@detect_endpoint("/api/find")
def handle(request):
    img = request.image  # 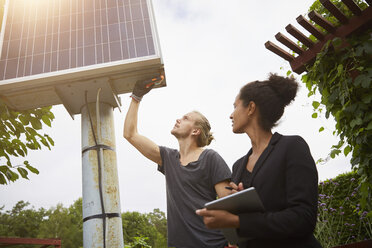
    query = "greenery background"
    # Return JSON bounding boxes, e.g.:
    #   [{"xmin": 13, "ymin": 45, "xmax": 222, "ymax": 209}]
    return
[
  {"xmin": 1, "ymin": 171, "xmax": 370, "ymax": 248},
  {"xmin": 0, "ymin": 200, "xmax": 167, "ymax": 248}
]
